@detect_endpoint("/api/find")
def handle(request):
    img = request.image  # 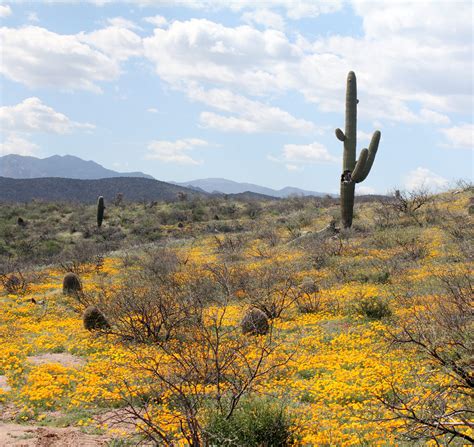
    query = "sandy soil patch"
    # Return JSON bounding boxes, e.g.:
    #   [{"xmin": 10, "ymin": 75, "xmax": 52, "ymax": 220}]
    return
[
  {"xmin": 27, "ymin": 353, "xmax": 86, "ymax": 369},
  {"xmin": 0, "ymin": 423, "xmax": 109, "ymax": 446}
]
